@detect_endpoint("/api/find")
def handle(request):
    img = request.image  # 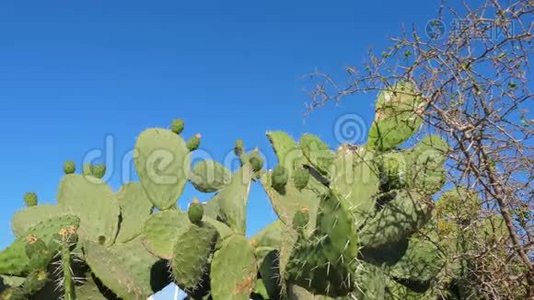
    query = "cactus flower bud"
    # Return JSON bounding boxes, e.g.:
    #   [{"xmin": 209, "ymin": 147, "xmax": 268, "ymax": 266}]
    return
[
  {"xmin": 170, "ymin": 119, "xmax": 185, "ymax": 135},
  {"xmin": 23, "ymin": 192, "xmax": 38, "ymax": 207},
  {"xmin": 63, "ymin": 160, "xmax": 76, "ymax": 175}
]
